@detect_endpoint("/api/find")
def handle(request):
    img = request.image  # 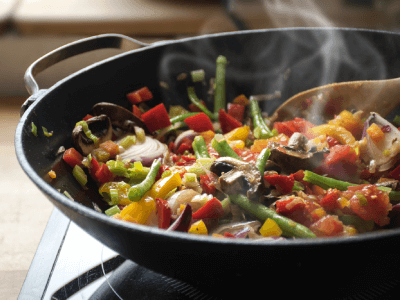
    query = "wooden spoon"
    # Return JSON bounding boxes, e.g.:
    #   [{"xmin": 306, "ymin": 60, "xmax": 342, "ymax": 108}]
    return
[{"xmin": 272, "ymin": 77, "xmax": 400, "ymax": 124}]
